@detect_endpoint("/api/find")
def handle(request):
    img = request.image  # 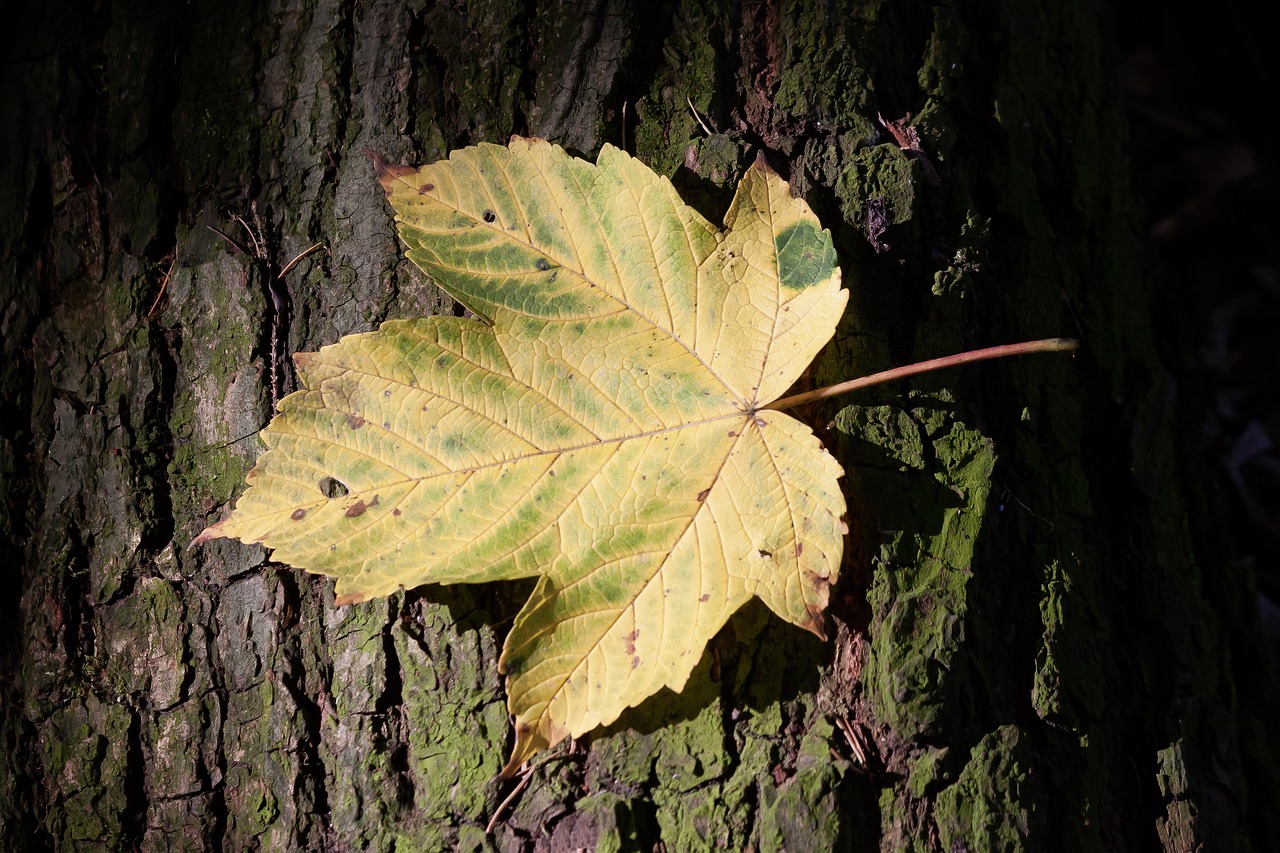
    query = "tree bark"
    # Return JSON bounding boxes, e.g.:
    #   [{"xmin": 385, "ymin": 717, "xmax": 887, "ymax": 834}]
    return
[{"xmin": 2, "ymin": 1, "xmax": 1275, "ymax": 850}]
